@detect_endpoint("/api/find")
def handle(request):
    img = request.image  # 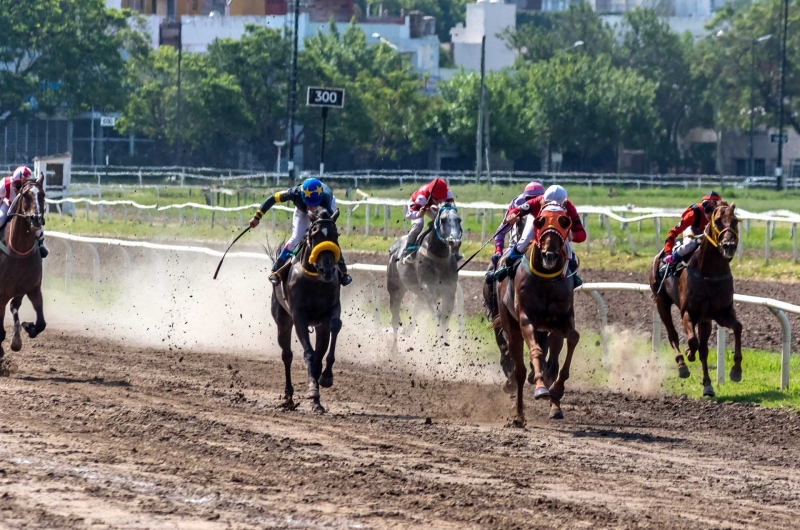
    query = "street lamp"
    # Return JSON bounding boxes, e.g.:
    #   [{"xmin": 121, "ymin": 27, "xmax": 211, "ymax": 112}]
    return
[
  {"xmin": 561, "ymin": 40, "xmax": 584, "ymax": 53},
  {"xmin": 372, "ymin": 33, "xmax": 399, "ymax": 51},
  {"xmin": 716, "ymin": 30, "xmax": 772, "ymax": 178}
]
